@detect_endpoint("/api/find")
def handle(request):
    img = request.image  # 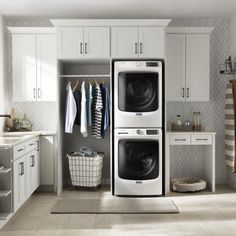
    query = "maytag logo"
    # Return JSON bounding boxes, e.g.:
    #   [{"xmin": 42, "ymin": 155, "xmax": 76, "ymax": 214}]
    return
[
  {"xmin": 136, "ymin": 112, "xmax": 142, "ymax": 116},
  {"xmin": 136, "ymin": 181, "xmax": 142, "ymax": 184}
]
